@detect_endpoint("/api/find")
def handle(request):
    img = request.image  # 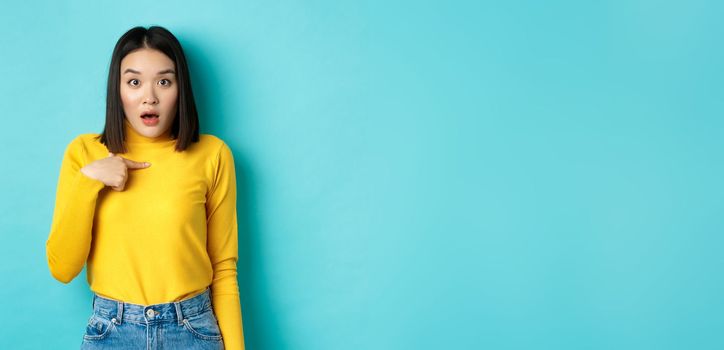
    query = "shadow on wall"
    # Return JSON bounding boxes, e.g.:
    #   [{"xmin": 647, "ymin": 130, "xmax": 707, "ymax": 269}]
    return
[{"xmin": 183, "ymin": 33, "xmax": 279, "ymax": 350}]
